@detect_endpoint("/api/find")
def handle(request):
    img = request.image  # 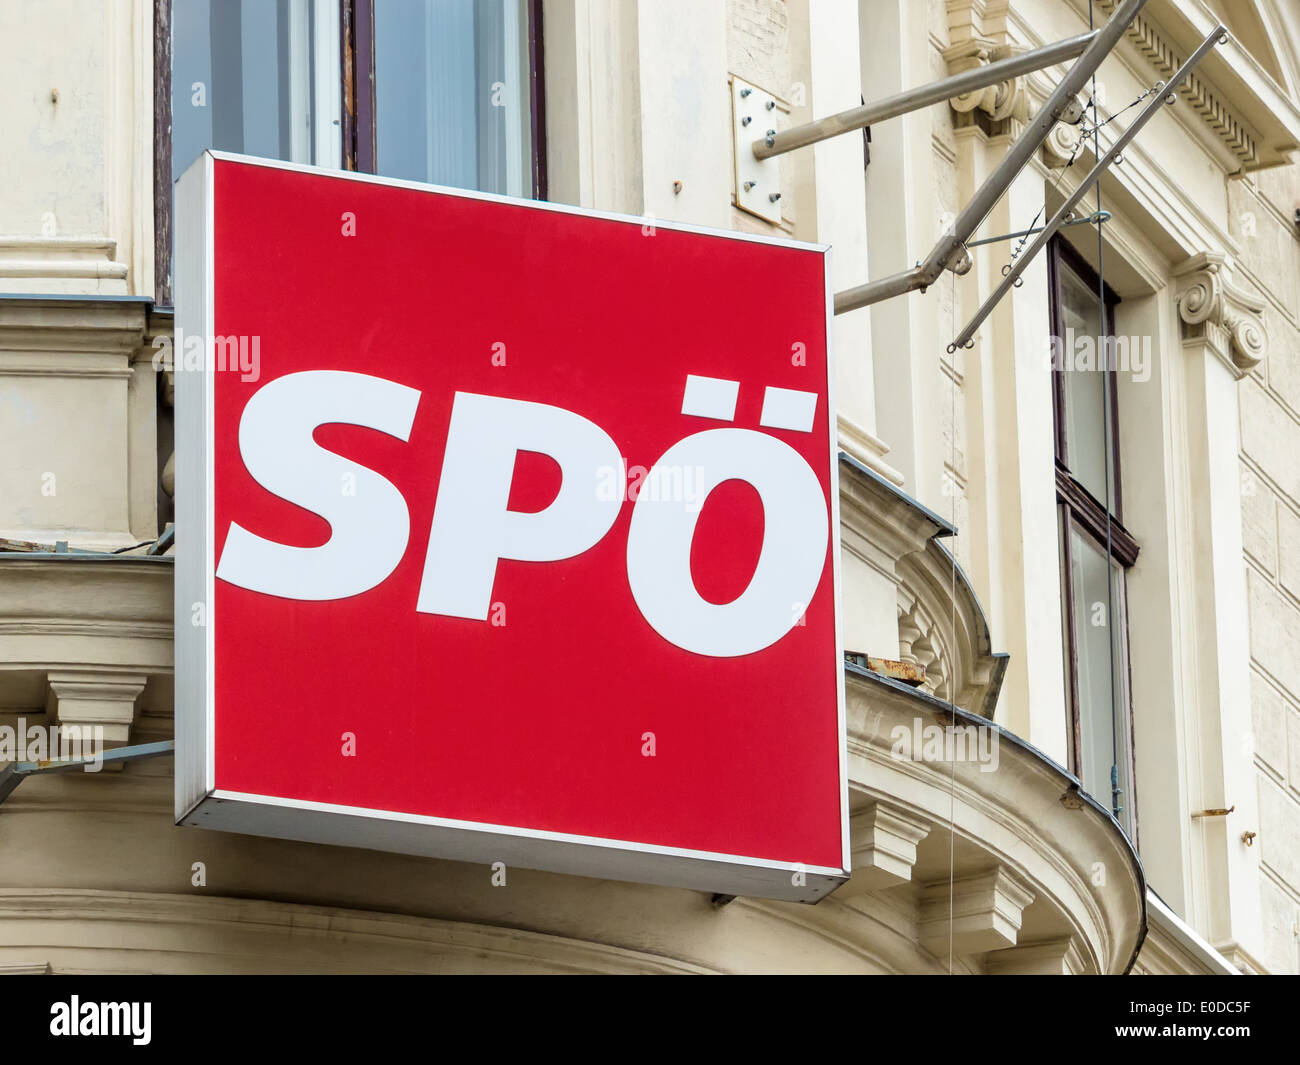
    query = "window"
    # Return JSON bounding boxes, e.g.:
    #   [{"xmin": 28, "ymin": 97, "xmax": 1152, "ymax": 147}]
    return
[
  {"xmin": 1049, "ymin": 238, "xmax": 1139, "ymax": 833},
  {"xmin": 158, "ymin": 0, "xmax": 544, "ymax": 302},
  {"xmin": 372, "ymin": 0, "xmax": 533, "ymax": 197},
  {"xmin": 172, "ymin": 0, "xmax": 344, "ymax": 182}
]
